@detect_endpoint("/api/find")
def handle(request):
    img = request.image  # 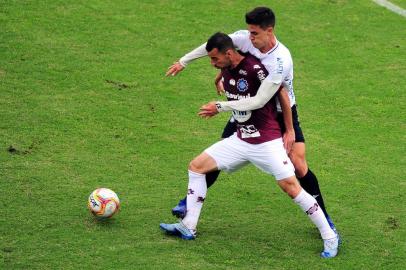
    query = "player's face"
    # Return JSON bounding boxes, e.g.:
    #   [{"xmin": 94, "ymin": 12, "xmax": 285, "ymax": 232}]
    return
[
  {"xmin": 247, "ymin": 24, "xmax": 273, "ymax": 51},
  {"xmin": 208, "ymin": 48, "xmax": 231, "ymax": 69}
]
